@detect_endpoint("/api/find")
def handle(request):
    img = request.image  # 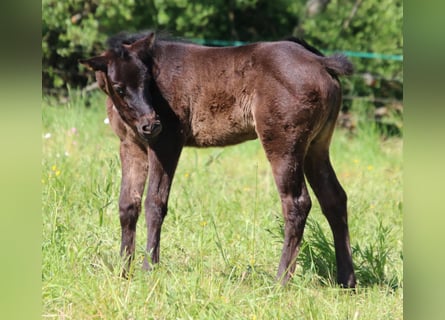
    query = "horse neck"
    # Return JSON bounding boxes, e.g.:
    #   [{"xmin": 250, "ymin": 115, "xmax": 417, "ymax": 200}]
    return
[
  {"xmin": 151, "ymin": 41, "xmax": 190, "ymax": 96},
  {"xmin": 152, "ymin": 40, "xmax": 188, "ymax": 67}
]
